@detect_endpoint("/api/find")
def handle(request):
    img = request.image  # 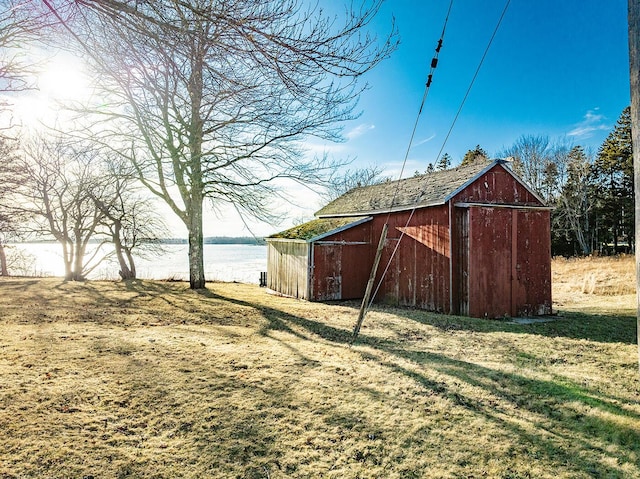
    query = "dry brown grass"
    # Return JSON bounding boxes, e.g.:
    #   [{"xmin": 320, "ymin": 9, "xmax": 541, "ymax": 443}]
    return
[
  {"xmin": 552, "ymin": 254, "xmax": 636, "ymax": 315},
  {"xmin": 0, "ymin": 263, "xmax": 638, "ymax": 478},
  {"xmin": 553, "ymin": 254, "xmax": 635, "ymax": 295}
]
